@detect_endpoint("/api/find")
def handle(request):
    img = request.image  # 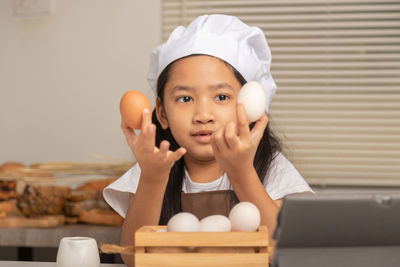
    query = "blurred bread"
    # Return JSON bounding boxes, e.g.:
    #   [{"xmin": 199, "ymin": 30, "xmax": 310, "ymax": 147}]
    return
[
  {"xmin": 73, "ymin": 178, "xmax": 116, "ymax": 202},
  {"xmin": 79, "ymin": 209, "xmax": 123, "ymax": 226},
  {"xmin": 0, "ymin": 161, "xmax": 53, "ymax": 179},
  {"xmin": 0, "ymin": 191, "xmax": 18, "ymax": 201},
  {"xmin": 0, "ymin": 162, "xmax": 25, "ymax": 178},
  {"xmin": 0, "ymin": 200, "xmax": 23, "ymax": 217},
  {"xmin": 65, "ymin": 216, "xmax": 79, "ymax": 224},
  {"xmin": 76, "ymin": 178, "xmax": 116, "ymax": 192},
  {"xmin": 18, "ymin": 185, "xmax": 71, "ymax": 217},
  {"xmin": 0, "ymin": 200, "xmax": 15, "ymax": 213},
  {"xmin": 64, "ymin": 199, "xmax": 109, "ymax": 216},
  {"xmin": 0, "ymin": 180, "xmax": 18, "ymax": 200},
  {"xmin": 67, "ymin": 189, "xmax": 99, "ymax": 202},
  {"xmin": 23, "ymin": 163, "xmax": 54, "ymax": 178}
]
